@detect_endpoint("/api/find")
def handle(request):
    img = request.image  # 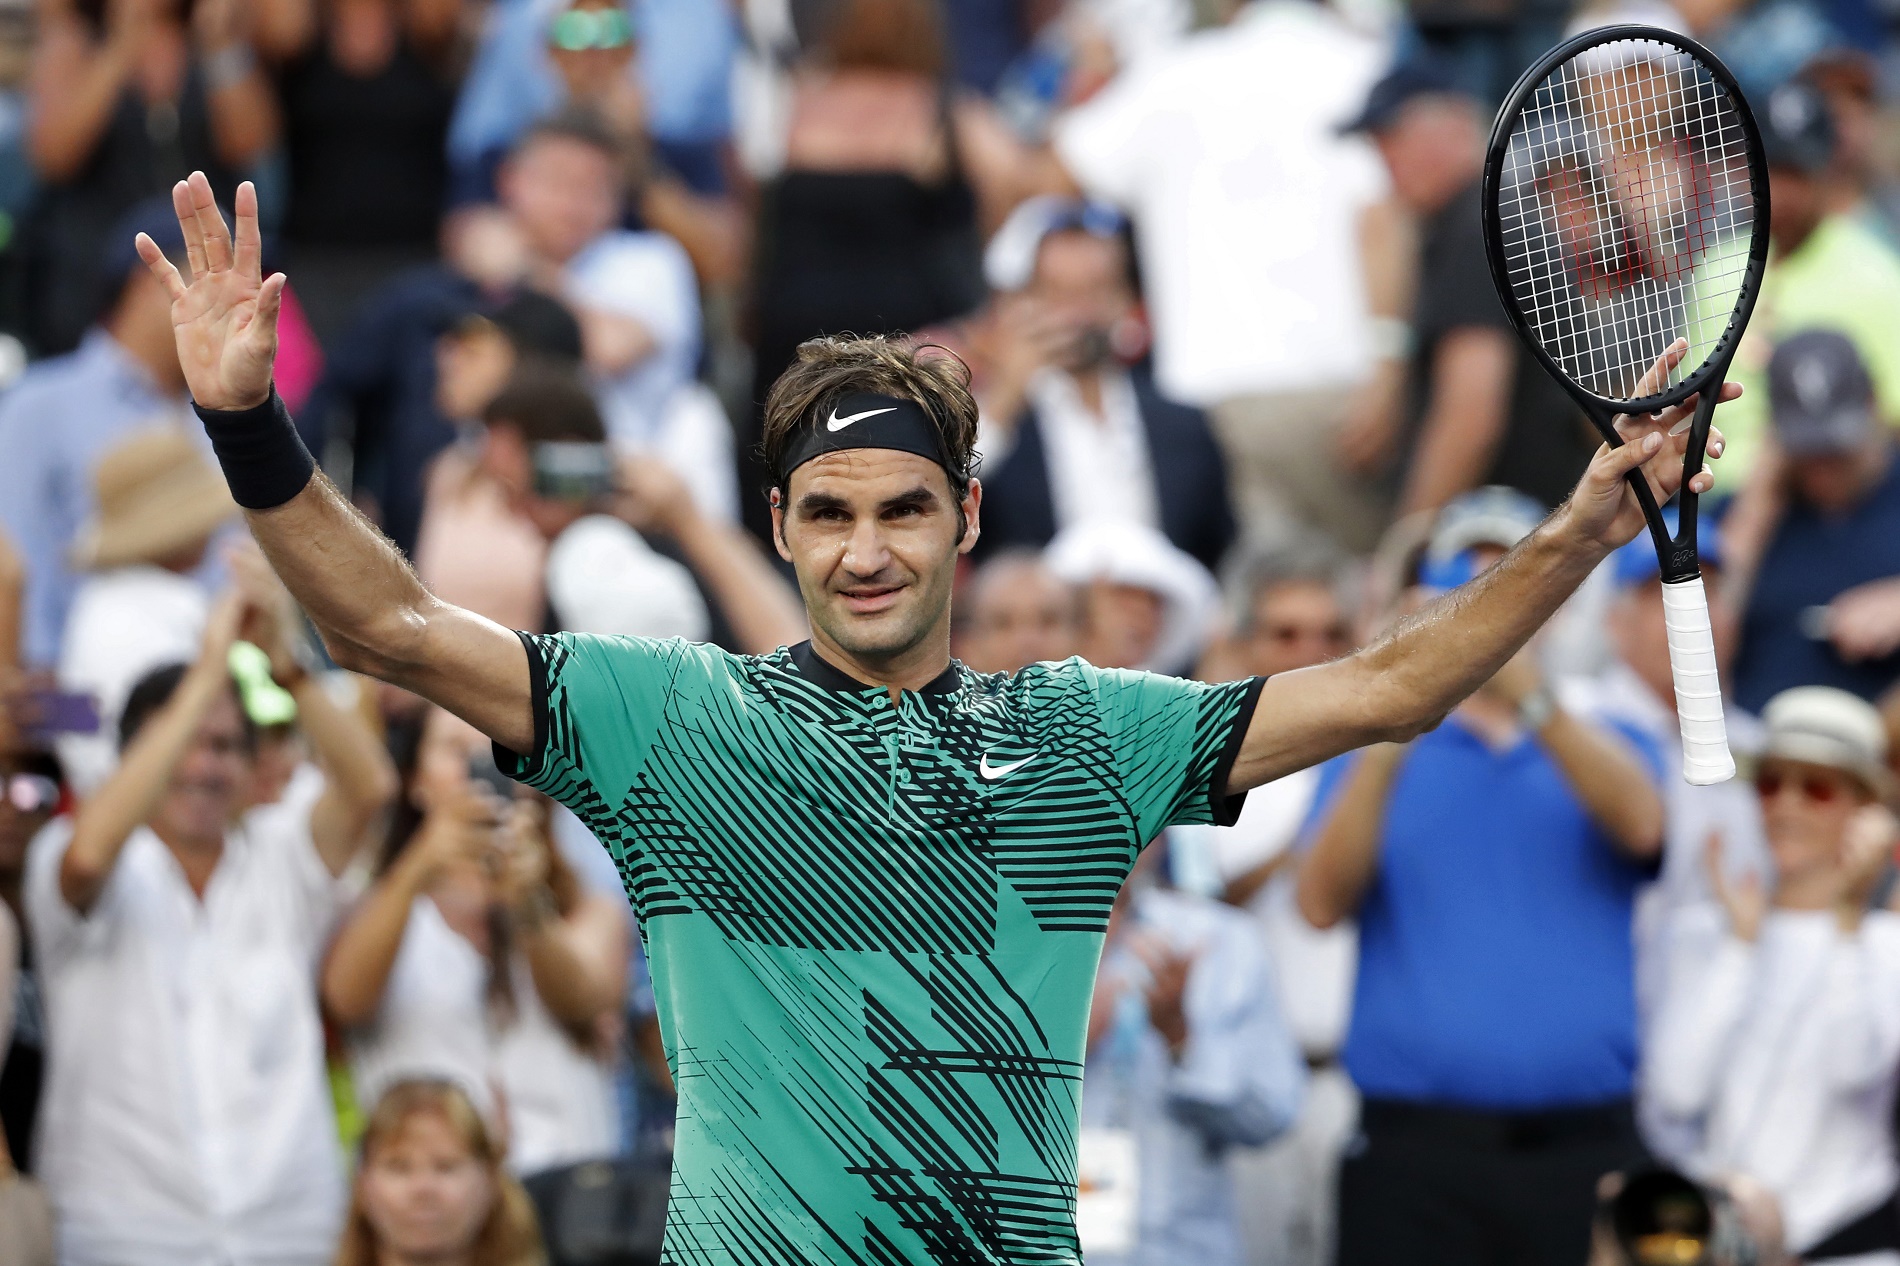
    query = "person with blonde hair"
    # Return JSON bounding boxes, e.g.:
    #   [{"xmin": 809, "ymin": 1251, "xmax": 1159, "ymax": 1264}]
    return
[{"xmin": 336, "ymin": 1079, "xmax": 545, "ymax": 1266}]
